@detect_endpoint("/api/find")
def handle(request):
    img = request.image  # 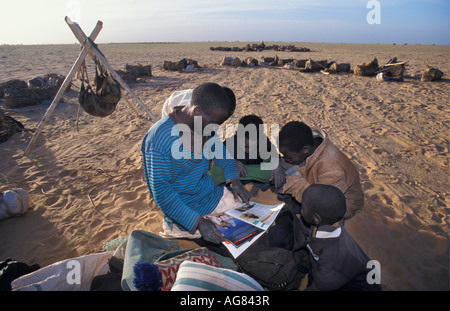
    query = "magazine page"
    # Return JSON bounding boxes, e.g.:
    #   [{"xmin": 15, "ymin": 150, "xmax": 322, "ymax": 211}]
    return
[
  {"xmin": 225, "ymin": 201, "xmax": 285, "ymax": 229},
  {"xmin": 223, "ymin": 230, "xmax": 266, "ymax": 258}
]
